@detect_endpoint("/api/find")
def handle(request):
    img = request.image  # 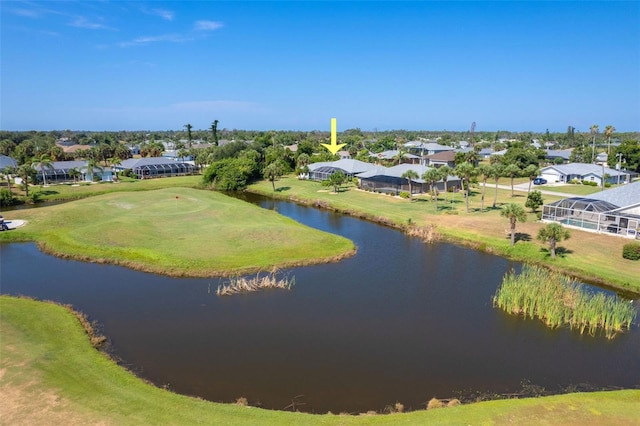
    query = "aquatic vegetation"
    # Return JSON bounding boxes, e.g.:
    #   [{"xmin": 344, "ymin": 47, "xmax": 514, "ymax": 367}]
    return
[
  {"xmin": 493, "ymin": 266, "xmax": 637, "ymax": 339},
  {"xmin": 216, "ymin": 268, "xmax": 295, "ymax": 296}
]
